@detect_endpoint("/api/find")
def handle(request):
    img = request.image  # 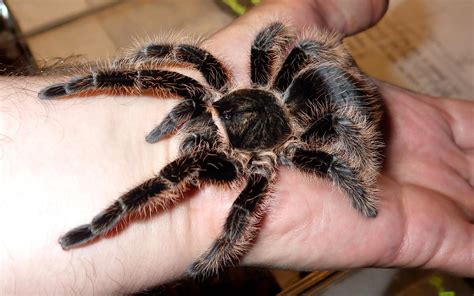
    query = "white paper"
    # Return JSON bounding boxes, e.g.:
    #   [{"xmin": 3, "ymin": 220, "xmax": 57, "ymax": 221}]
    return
[{"xmin": 345, "ymin": 0, "xmax": 474, "ymax": 100}]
